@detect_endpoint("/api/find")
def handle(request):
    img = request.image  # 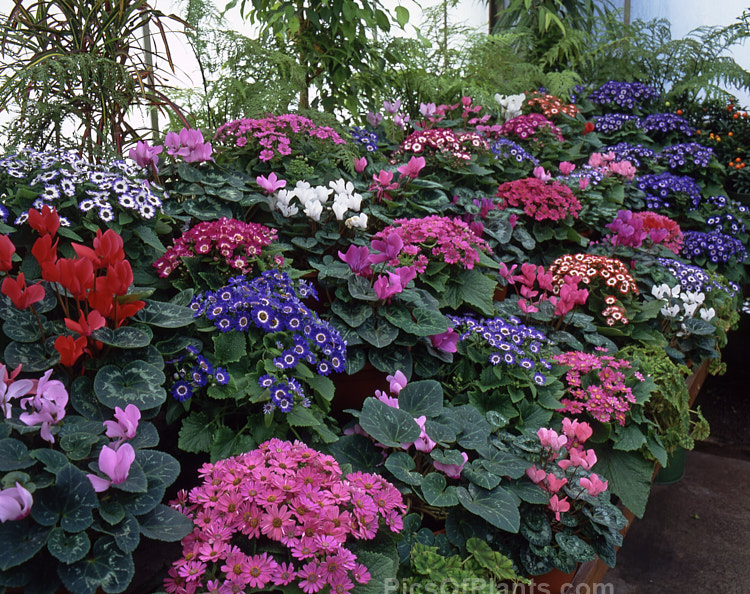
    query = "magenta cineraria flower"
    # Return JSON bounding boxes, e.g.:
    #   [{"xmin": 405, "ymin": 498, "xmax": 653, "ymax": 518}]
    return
[
  {"xmin": 0, "ymin": 482, "xmax": 33, "ymax": 522},
  {"xmin": 166, "ymin": 439, "xmax": 405, "ymax": 593}
]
